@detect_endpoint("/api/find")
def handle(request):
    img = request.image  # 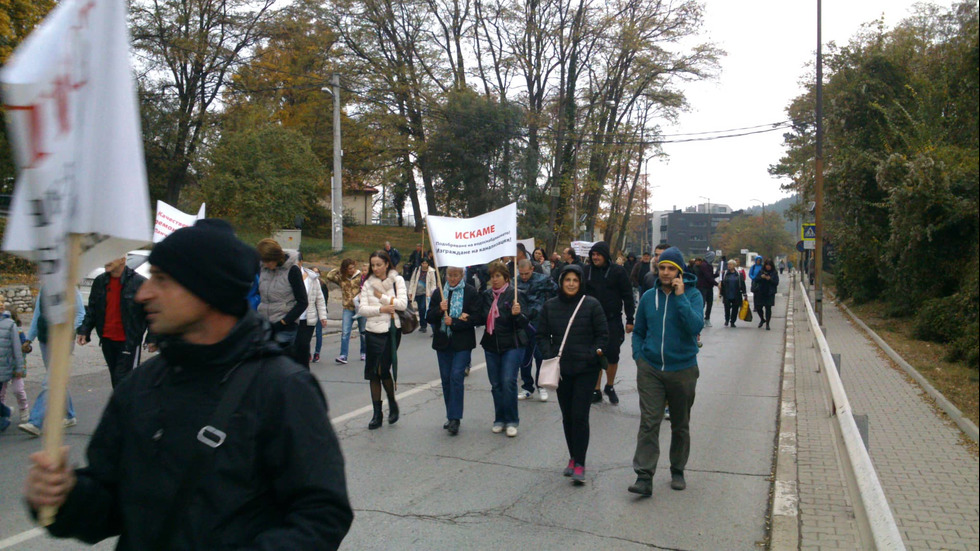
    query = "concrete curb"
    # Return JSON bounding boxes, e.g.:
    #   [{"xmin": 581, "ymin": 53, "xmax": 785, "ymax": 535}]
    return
[
  {"xmin": 834, "ymin": 299, "xmax": 979, "ymax": 444},
  {"xmin": 770, "ymin": 277, "xmax": 800, "ymax": 550}
]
